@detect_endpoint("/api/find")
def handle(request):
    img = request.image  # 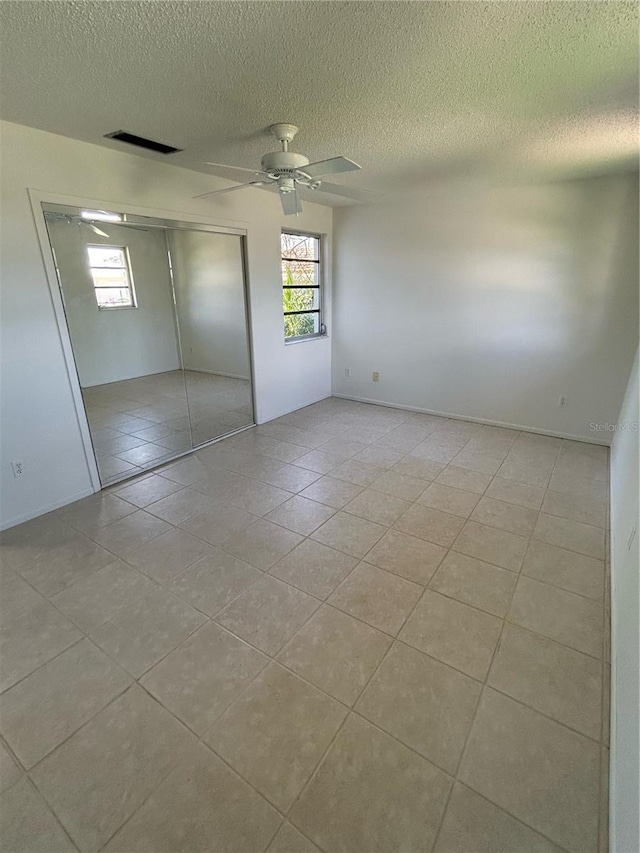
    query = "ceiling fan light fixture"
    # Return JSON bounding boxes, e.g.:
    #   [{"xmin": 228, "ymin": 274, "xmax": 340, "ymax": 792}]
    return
[{"xmin": 278, "ymin": 176, "xmax": 296, "ymax": 193}]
